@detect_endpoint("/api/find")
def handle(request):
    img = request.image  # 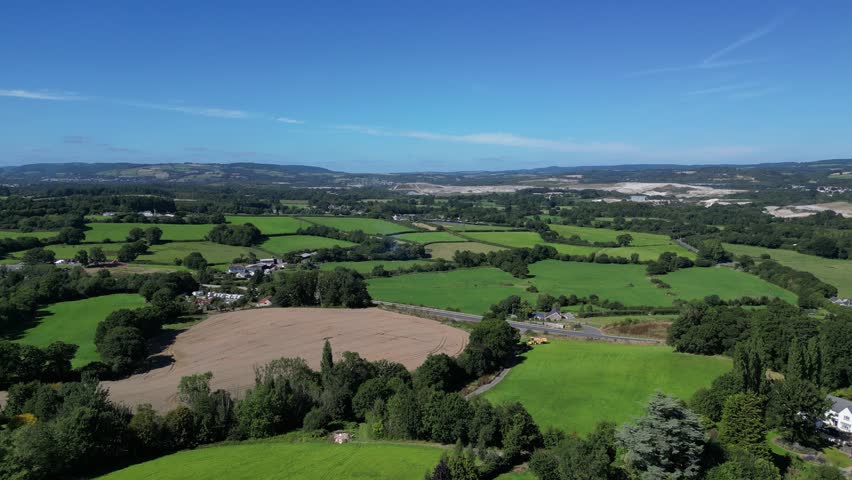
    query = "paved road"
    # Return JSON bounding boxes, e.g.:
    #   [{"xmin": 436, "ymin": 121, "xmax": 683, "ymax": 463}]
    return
[{"xmin": 375, "ymin": 301, "xmax": 660, "ymax": 344}]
